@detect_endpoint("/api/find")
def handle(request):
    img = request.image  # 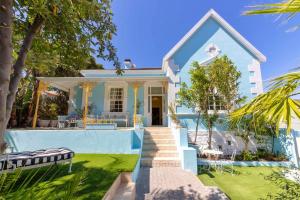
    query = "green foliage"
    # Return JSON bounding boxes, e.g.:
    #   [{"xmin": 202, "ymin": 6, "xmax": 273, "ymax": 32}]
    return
[
  {"xmin": 0, "ymin": 166, "xmax": 85, "ymax": 200},
  {"xmin": 229, "ymin": 114, "xmax": 276, "ymax": 152},
  {"xmin": 245, "ymin": 0, "xmax": 300, "ymax": 31},
  {"xmin": 168, "ymin": 103, "xmax": 181, "ymax": 127},
  {"xmin": 231, "ymin": 72, "xmax": 300, "ymax": 134},
  {"xmin": 264, "ymin": 171, "xmax": 300, "ymax": 200},
  {"xmin": 235, "ymin": 150, "xmax": 258, "ymax": 161},
  {"xmin": 177, "ymin": 55, "xmax": 241, "ymax": 147},
  {"xmin": 38, "ymin": 91, "xmax": 68, "ymax": 120},
  {"xmin": 14, "ymin": 0, "xmax": 120, "ymax": 73},
  {"xmin": 209, "ymin": 56, "xmax": 242, "ymax": 111}
]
